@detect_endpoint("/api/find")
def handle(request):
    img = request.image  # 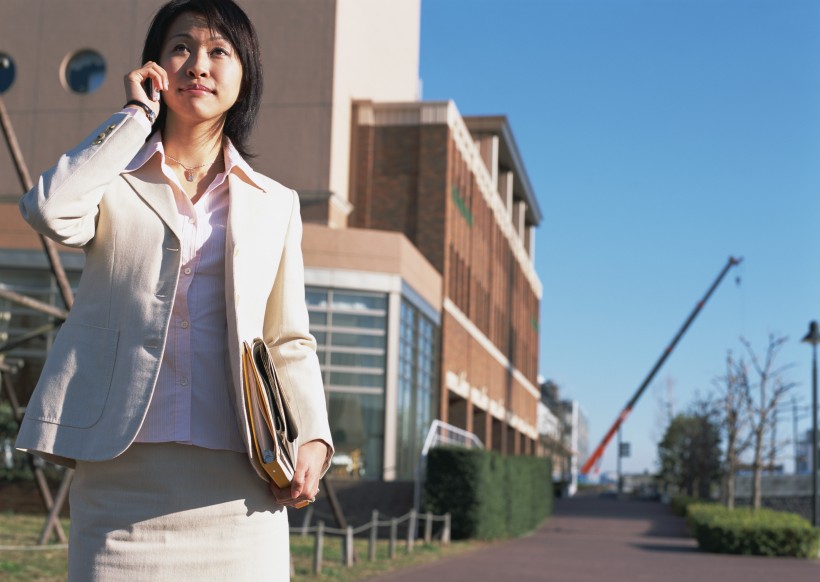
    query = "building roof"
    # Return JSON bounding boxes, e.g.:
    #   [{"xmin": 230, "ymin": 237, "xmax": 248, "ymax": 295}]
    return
[{"xmin": 463, "ymin": 115, "xmax": 542, "ymax": 226}]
